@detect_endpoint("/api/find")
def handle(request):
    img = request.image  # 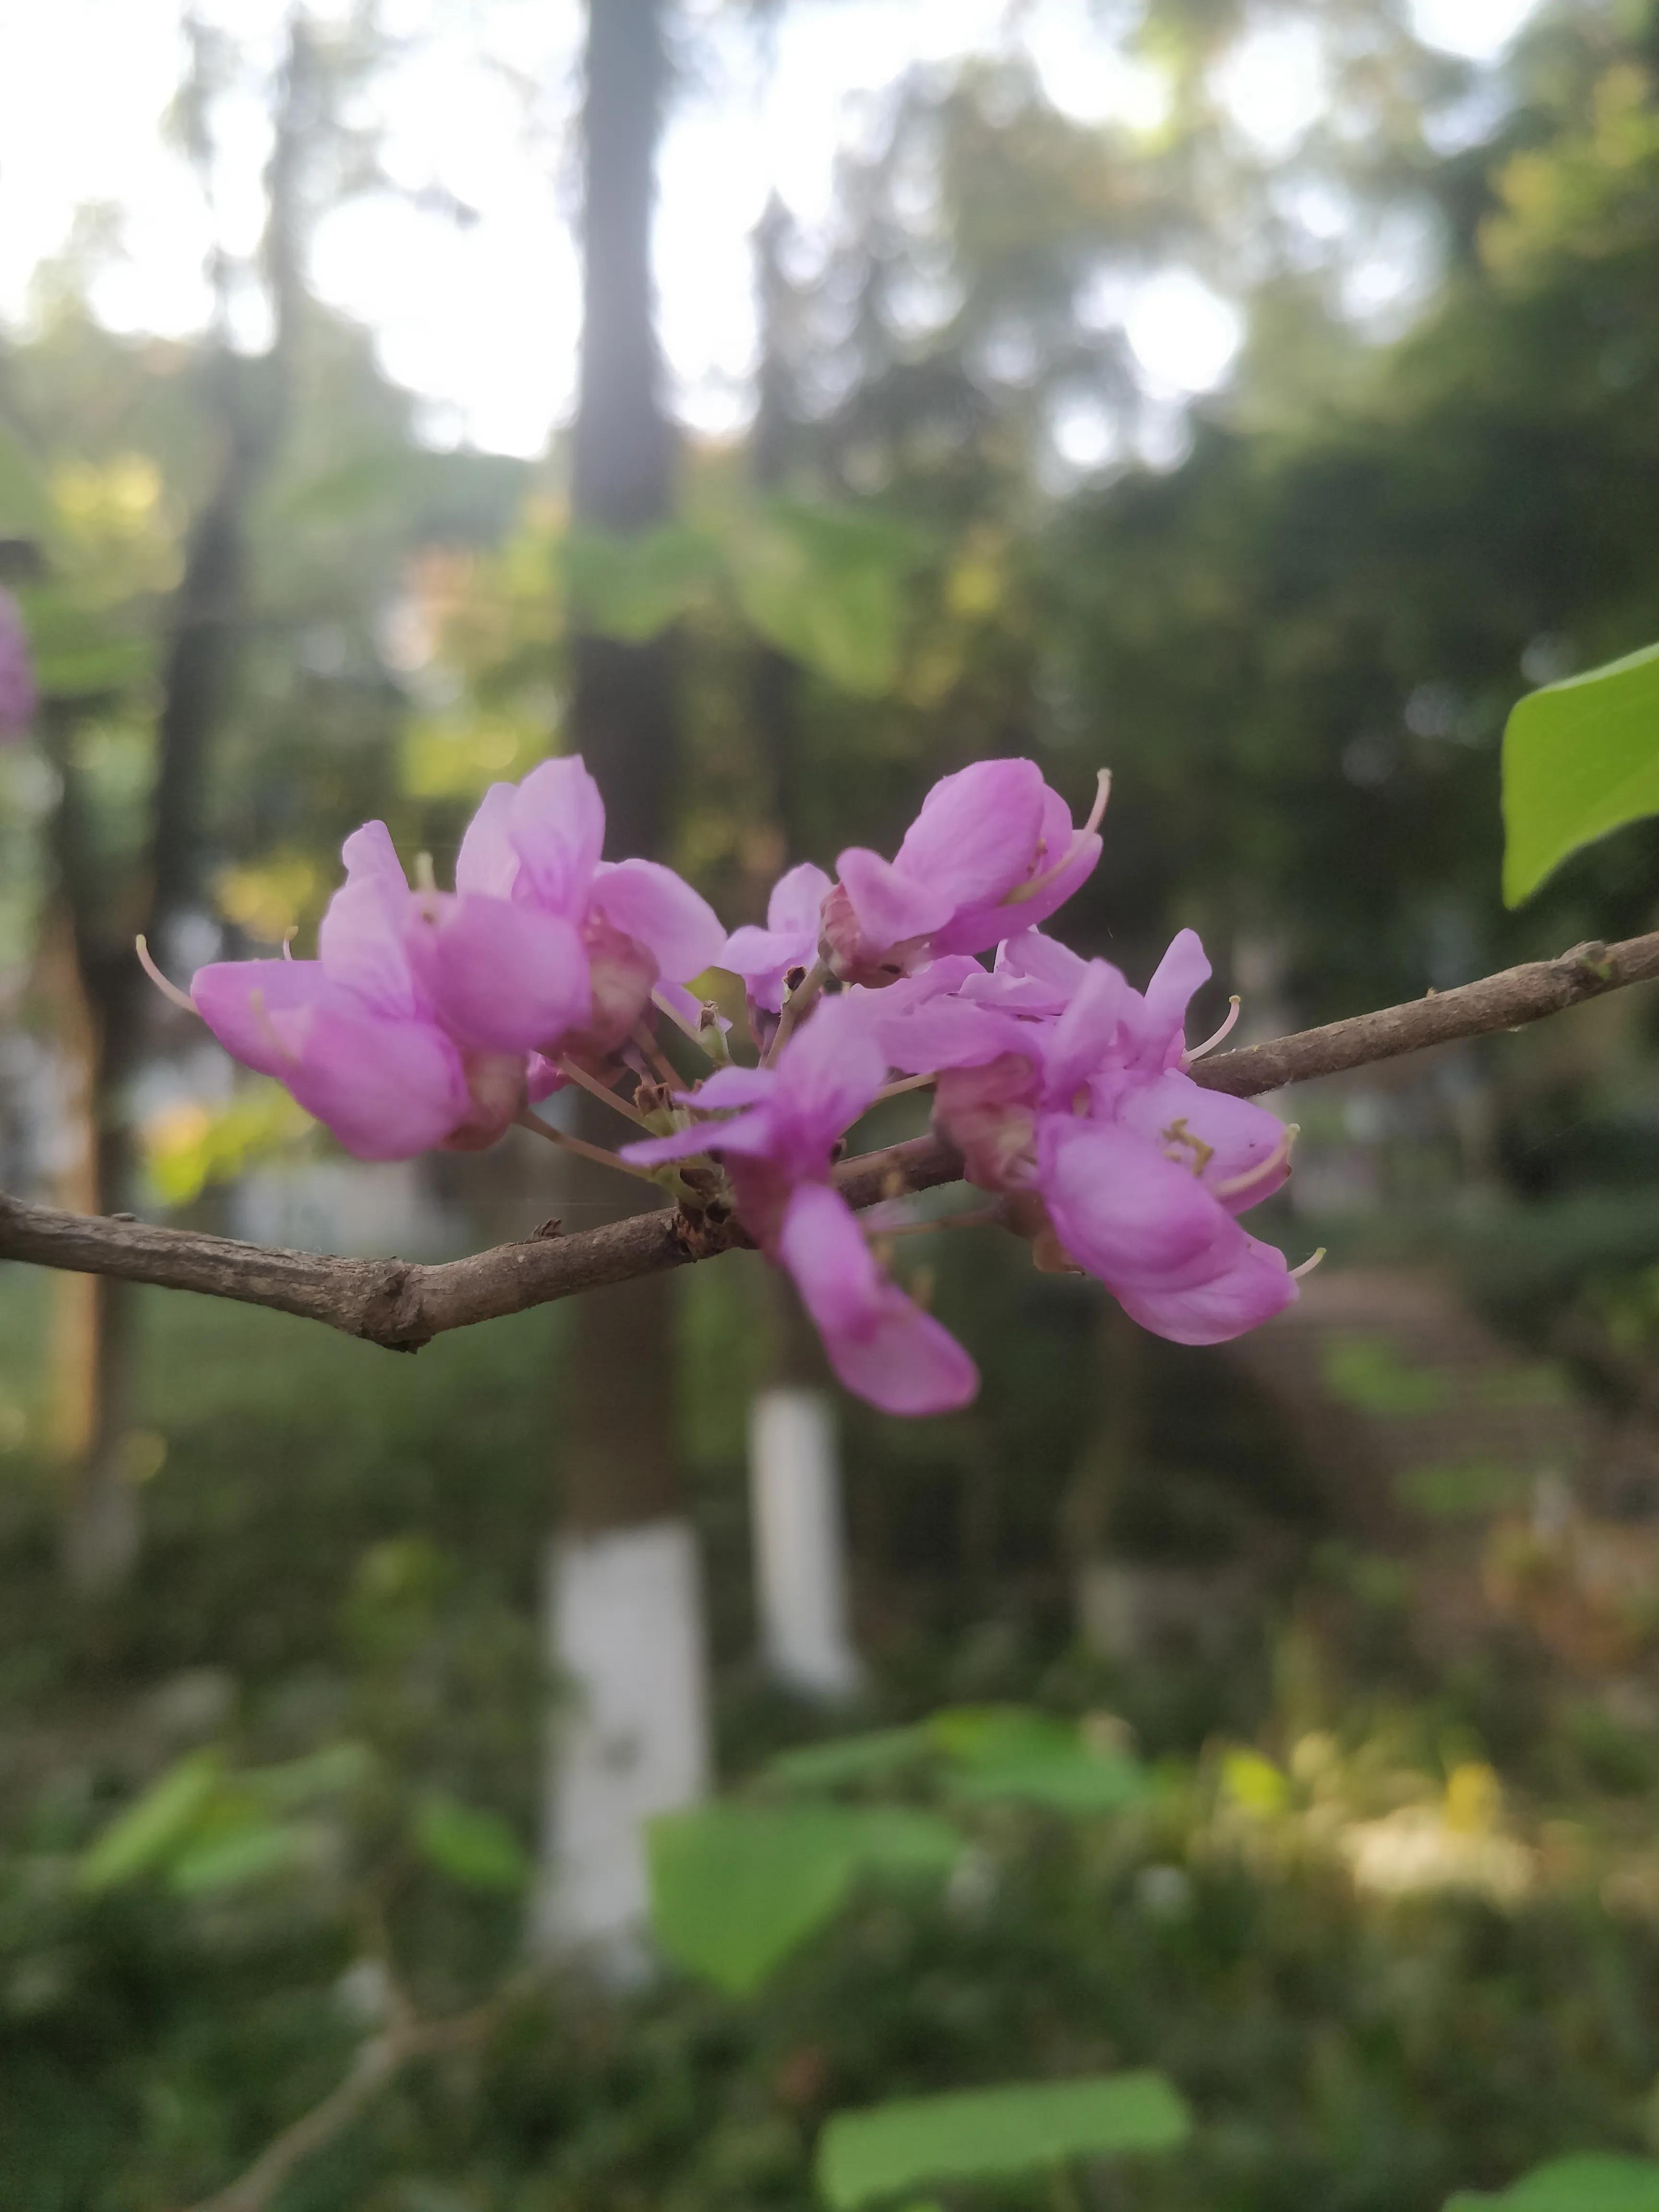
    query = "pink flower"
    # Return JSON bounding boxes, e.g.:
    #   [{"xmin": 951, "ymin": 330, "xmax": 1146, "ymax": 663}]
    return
[
  {"xmin": 921, "ymin": 930, "xmax": 1298, "ymax": 1345},
  {"xmin": 191, "ymin": 824, "xmax": 482, "ymax": 1161},
  {"xmin": 825, "ymin": 759, "xmax": 1106, "ymax": 982},
  {"xmin": 0, "ymin": 589, "xmax": 37, "ymax": 739},
  {"xmin": 778, "ymin": 1181, "xmax": 978, "ymax": 1417},
  {"xmin": 721, "ymin": 861, "xmax": 835, "ymax": 1038},
  {"xmin": 417, "ymin": 757, "xmax": 724, "ymax": 1057},
  {"xmin": 622, "ymin": 994, "xmax": 978, "ymax": 1415},
  {"xmin": 717, "ymin": 761, "xmax": 1107, "ymax": 1003}
]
